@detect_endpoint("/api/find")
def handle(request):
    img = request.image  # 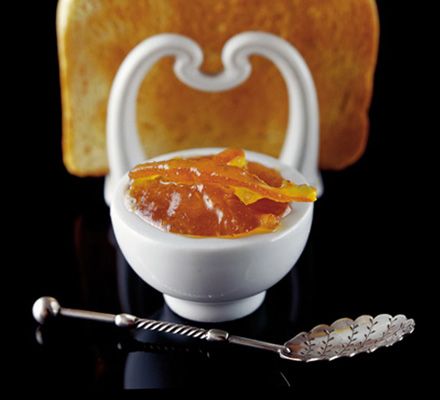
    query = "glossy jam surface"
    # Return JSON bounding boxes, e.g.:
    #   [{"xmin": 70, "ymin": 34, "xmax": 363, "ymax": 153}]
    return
[{"xmin": 127, "ymin": 149, "xmax": 316, "ymax": 237}]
